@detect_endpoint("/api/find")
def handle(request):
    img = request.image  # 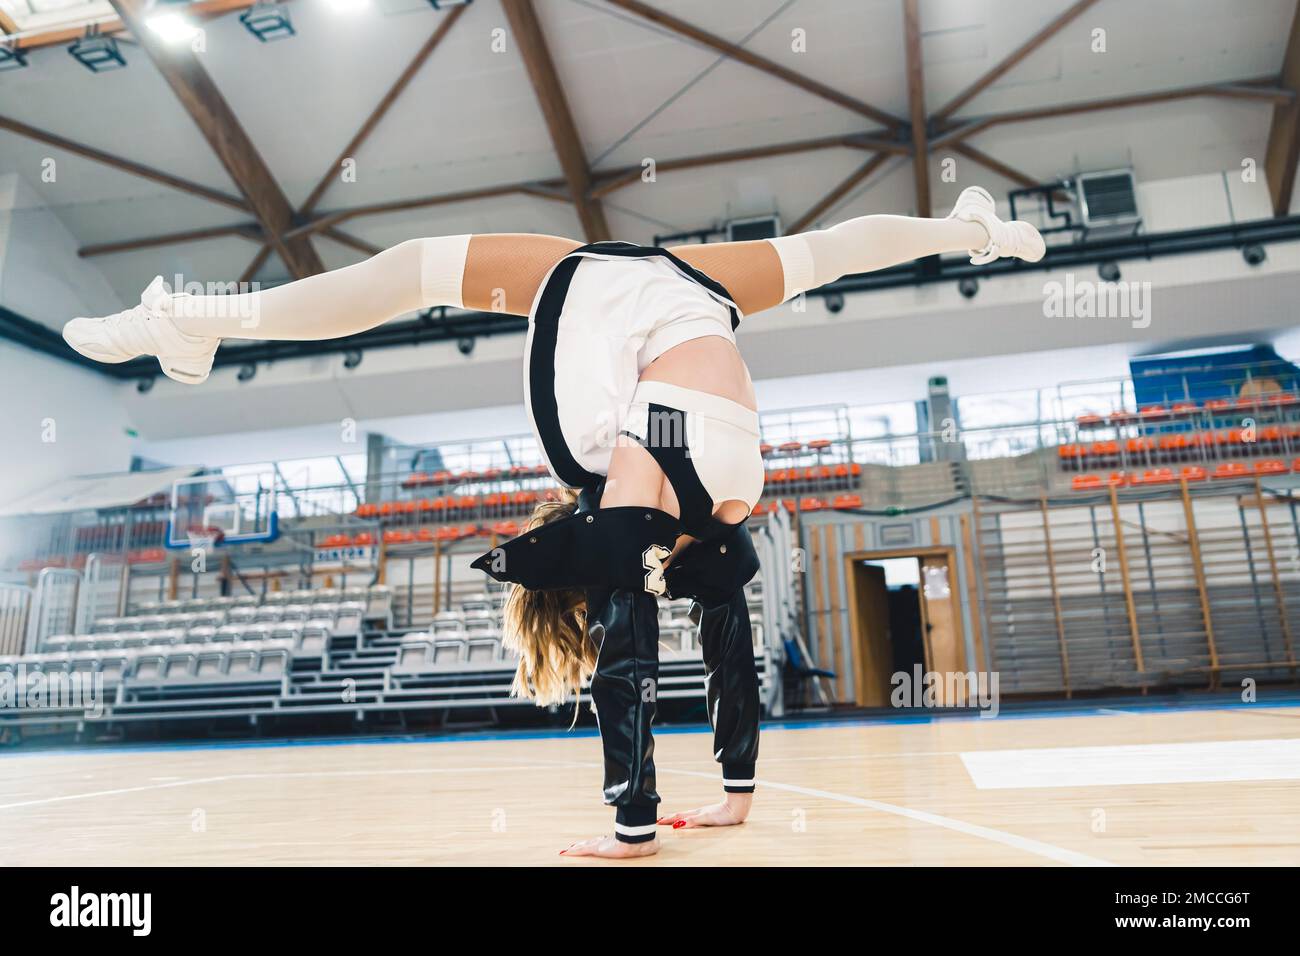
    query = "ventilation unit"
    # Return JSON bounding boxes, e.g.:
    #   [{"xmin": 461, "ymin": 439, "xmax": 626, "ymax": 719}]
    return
[
  {"xmin": 726, "ymin": 215, "xmax": 782, "ymax": 243},
  {"xmin": 1076, "ymin": 169, "xmax": 1141, "ymax": 238}
]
